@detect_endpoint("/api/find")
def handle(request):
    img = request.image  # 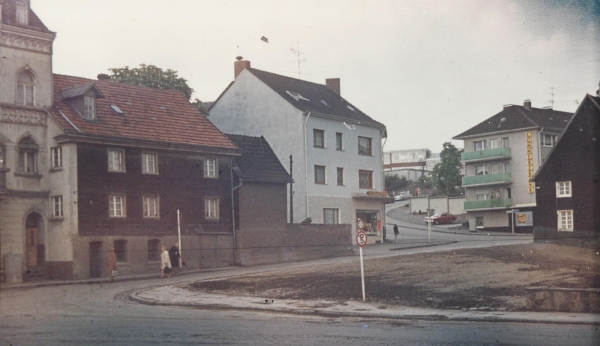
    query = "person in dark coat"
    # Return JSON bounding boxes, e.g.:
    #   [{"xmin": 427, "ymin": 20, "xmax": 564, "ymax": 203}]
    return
[
  {"xmin": 169, "ymin": 243, "xmax": 180, "ymax": 273},
  {"xmin": 393, "ymin": 224, "xmax": 399, "ymax": 243}
]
